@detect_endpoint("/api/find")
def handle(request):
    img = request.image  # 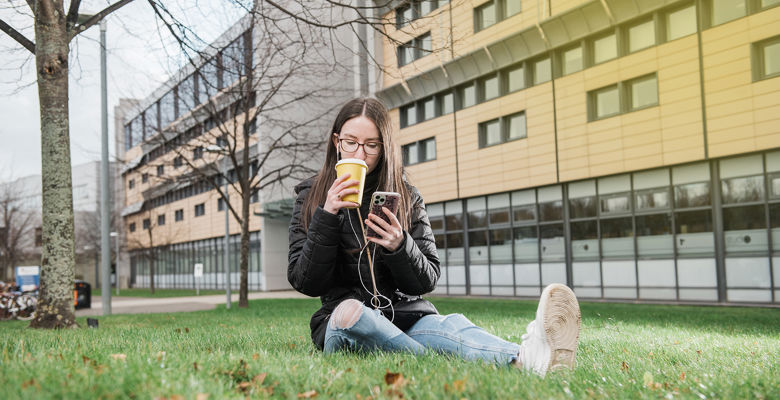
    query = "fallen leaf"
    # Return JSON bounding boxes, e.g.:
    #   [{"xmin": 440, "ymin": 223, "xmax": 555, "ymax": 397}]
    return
[
  {"xmin": 156, "ymin": 351, "xmax": 166, "ymax": 362},
  {"xmin": 648, "ymin": 351, "xmax": 653, "ymax": 357},
  {"xmin": 82, "ymin": 355, "xmax": 91, "ymax": 365},
  {"xmin": 185, "ymin": 327, "xmax": 190, "ymax": 333},
  {"xmin": 111, "ymin": 354, "xmax": 127, "ymax": 361},
  {"xmin": 452, "ymin": 379, "xmax": 466, "ymax": 392},
  {"xmin": 170, "ymin": 396, "xmax": 184, "ymax": 400},
  {"xmin": 176, "ymin": 329, "xmax": 181, "ymax": 334},
  {"xmin": 385, "ymin": 370, "xmax": 403, "ymax": 386},
  {"xmin": 252, "ymin": 353, "xmax": 259, "ymax": 360},
  {"xmin": 236, "ymin": 382, "xmax": 251, "ymax": 393},
  {"xmin": 620, "ymin": 361, "xmax": 629, "ymax": 372},
  {"xmin": 298, "ymin": 390, "xmax": 317, "ymax": 398},
  {"xmin": 680, "ymin": 371, "xmax": 686, "ymax": 381},
  {"xmin": 195, "ymin": 394, "xmax": 208, "ymax": 400},
  {"xmin": 696, "ymin": 350, "xmax": 702, "ymax": 355},
  {"xmin": 193, "ymin": 362, "xmax": 199, "ymax": 371},
  {"xmin": 253, "ymin": 373, "xmax": 267, "ymax": 385}
]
